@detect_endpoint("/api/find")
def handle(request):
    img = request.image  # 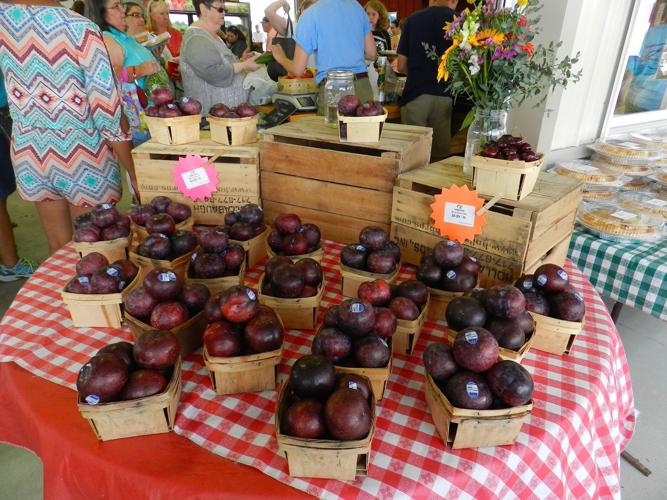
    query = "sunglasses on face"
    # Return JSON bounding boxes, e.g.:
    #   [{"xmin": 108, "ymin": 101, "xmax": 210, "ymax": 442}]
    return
[{"xmin": 207, "ymin": 4, "xmax": 226, "ymax": 13}]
